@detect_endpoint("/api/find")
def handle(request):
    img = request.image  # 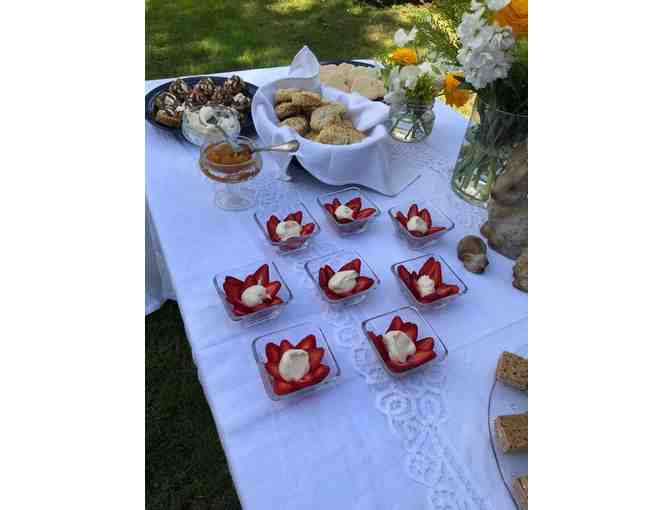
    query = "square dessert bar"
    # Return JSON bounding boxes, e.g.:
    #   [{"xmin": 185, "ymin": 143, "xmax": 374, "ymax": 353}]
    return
[
  {"xmin": 513, "ymin": 475, "xmax": 528, "ymax": 510},
  {"xmin": 496, "ymin": 351, "xmax": 528, "ymax": 391},
  {"xmin": 494, "ymin": 413, "xmax": 528, "ymax": 453}
]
